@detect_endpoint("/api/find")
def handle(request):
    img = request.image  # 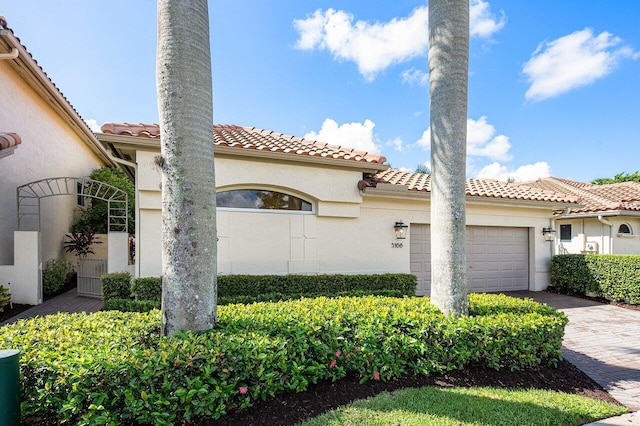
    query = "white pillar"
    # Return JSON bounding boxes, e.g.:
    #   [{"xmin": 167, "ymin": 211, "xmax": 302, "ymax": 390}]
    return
[{"xmin": 107, "ymin": 232, "xmax": 129, "ymax": 274}]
